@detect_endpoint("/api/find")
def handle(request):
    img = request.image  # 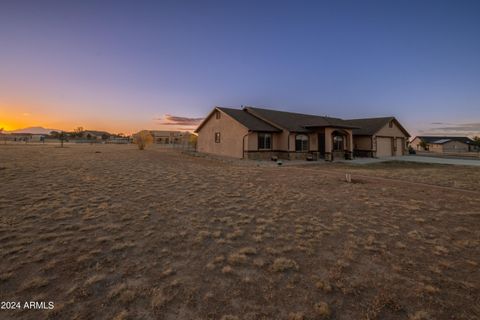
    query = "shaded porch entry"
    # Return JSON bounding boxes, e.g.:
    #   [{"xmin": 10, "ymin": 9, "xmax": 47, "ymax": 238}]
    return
[{"xmin": 316, "ymin": 128, "xmax": 353, "ymax": 161}]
